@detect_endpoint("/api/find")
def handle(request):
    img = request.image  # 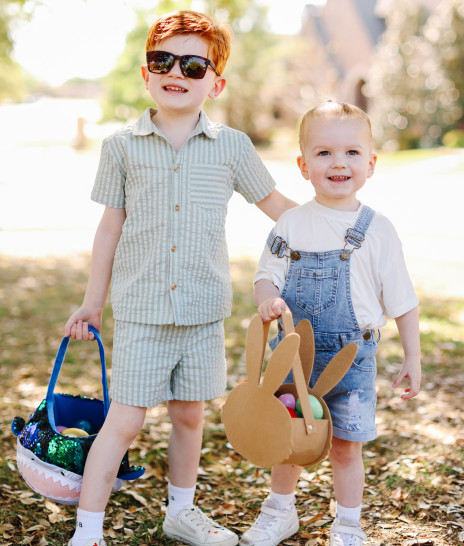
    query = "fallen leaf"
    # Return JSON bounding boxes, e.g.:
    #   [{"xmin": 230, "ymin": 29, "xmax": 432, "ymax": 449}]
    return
[{"xmin": 123, "ymin": 490, "xmax": 148, "ymax": 506}]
